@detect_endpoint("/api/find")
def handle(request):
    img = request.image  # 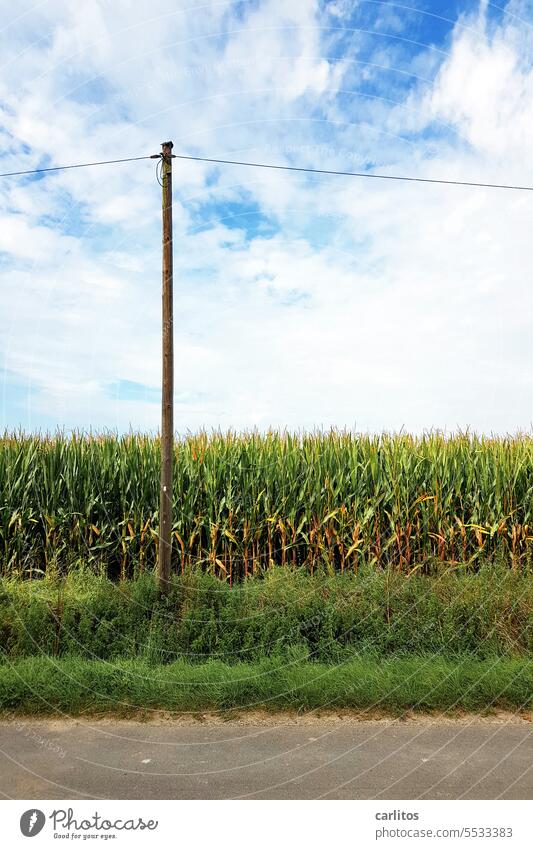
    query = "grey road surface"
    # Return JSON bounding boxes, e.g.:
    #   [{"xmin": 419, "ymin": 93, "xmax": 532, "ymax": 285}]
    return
[{"xmin": 0, "ymin": 715, "xmax": 531, "ymax": 800}]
